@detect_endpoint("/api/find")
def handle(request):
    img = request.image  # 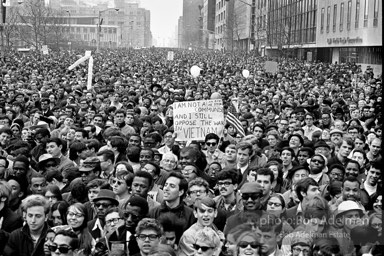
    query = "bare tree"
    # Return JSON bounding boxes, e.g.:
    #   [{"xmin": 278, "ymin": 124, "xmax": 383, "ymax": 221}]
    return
[
  {"xmin": 15, "ymin": 0, "xmax": 66, "ymax": 49},
  {"xmin": 2, "ymin": 6, "xmax": 19, "ymax": 48}
]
